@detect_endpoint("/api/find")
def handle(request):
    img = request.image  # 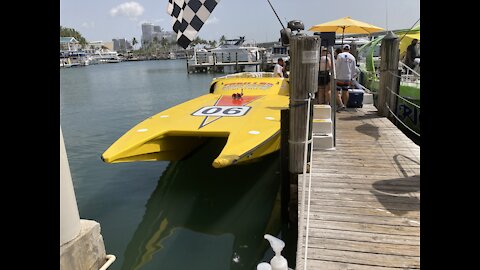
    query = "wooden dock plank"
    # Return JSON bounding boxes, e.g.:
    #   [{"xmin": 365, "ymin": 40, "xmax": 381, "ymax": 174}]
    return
[
  {"xmin": 305, "ymin": 205, "xmax": 420, "ymax": 219},
  {"xmin": 298, "ymin": 248, "xmax": 420, "ymax": 268},
  {"xmin": 306, "ymin": 191, "xmax": 420, "ymax": 205},
  {"xmin": 304, "ymin": 219, "xmax": 420, "ymax": 236},
  {"xmin": 296, "ymin": 105, "xmax": 420, "ymax": 270},
  {"xmin": 303, "ymin": 236, "xmax": 420, "ymax": 256},
  {"xmin": 307, "ymin": 198, "xmax": 420, "ymax": 212},
  {"xmin": 297, "ymin": 259, "xmax": 412, "ymax": 270},
  {"xmin": 305, "ymin": 228, "xmax": 419, "ymax": 245},
  {"xmin": 306, "ymin": 211, "xmax": 420, "ymax": 227}
]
